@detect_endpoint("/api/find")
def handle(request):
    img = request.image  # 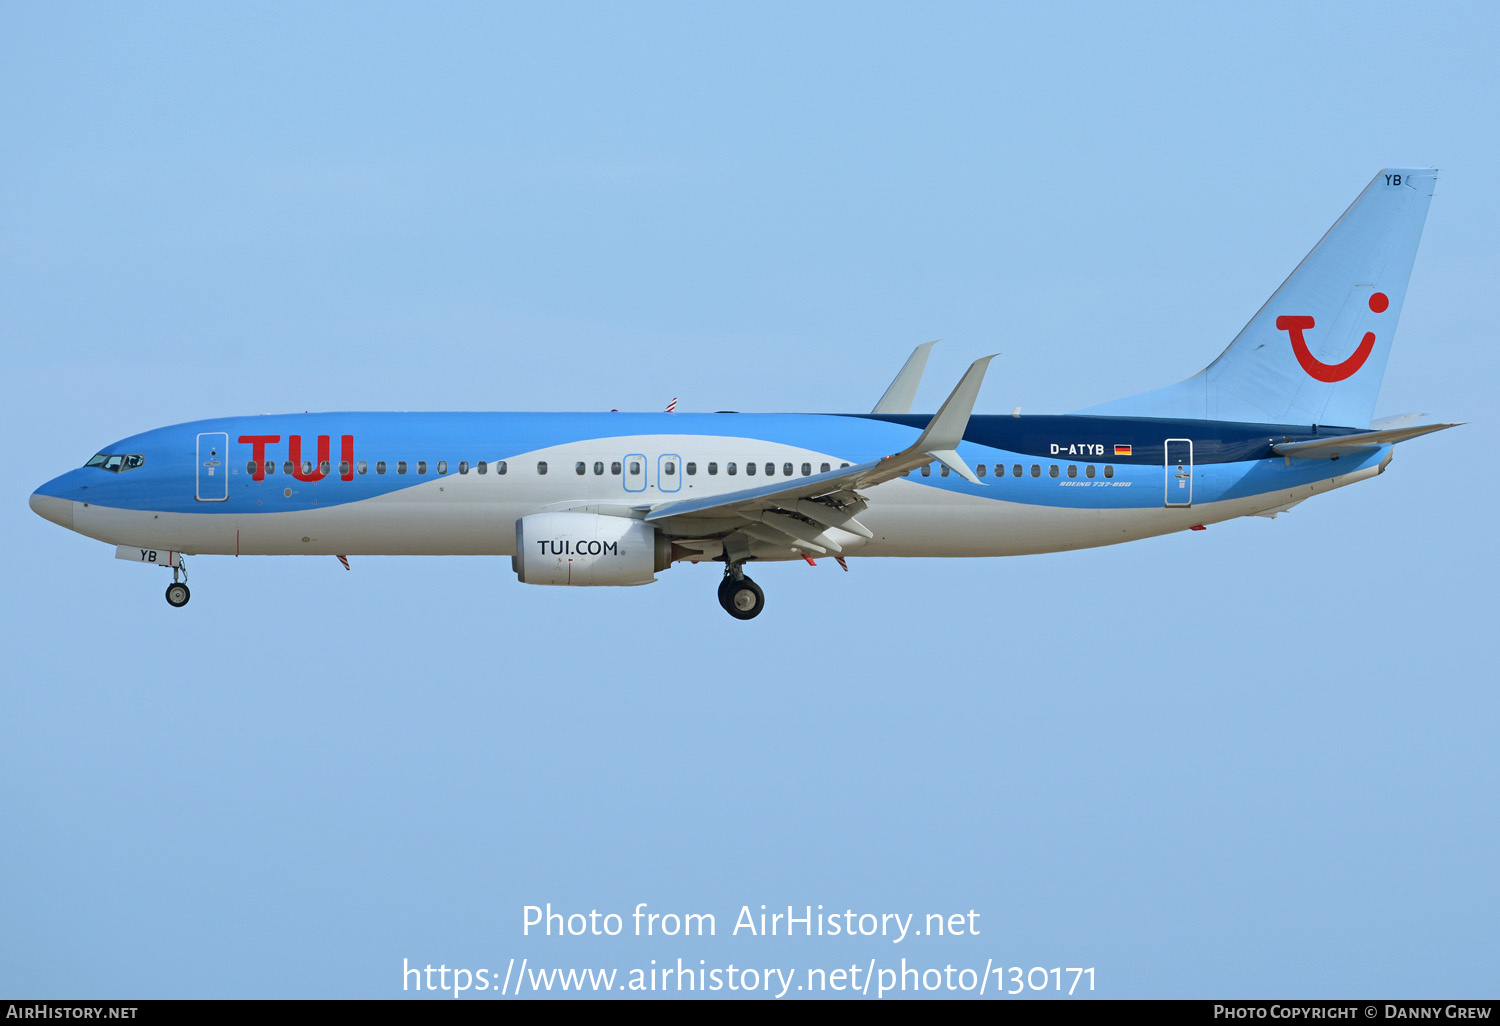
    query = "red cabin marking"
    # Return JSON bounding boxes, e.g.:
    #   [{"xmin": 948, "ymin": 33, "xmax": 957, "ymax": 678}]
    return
[
  {"xmin": 241, "ymin": 433, "xmax": 356, "ymax": 484},
  {"xmin": 288, "ymin": 435, "xmax": 332, "ymax": 482}
]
